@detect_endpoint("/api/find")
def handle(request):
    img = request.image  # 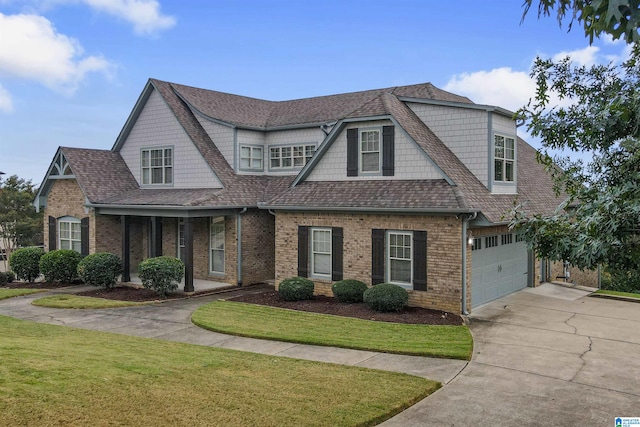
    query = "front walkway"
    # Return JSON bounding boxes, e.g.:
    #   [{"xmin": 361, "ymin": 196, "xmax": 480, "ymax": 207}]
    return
[
  {"xmin": 0, "ymin": 285, "xmax": 467, "ymax": 384},
  {"xmin": 123, "ymin": 274, "xmax": 232, "ymax": 293}
]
